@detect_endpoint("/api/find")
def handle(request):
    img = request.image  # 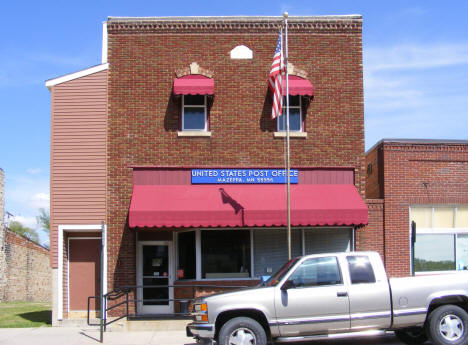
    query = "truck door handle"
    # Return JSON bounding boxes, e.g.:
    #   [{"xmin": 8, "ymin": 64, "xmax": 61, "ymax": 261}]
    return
[{"xmin": 337, "ymin": 292, "xmax": 348, "ymax": 297}]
